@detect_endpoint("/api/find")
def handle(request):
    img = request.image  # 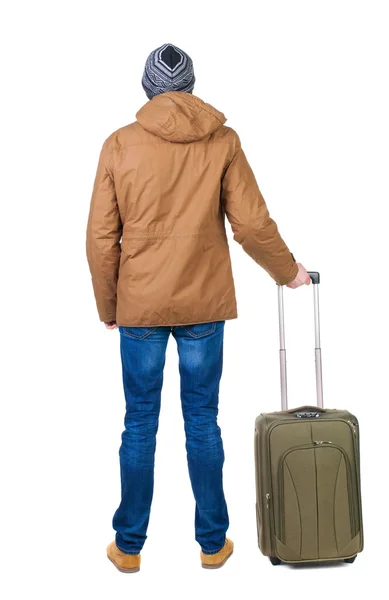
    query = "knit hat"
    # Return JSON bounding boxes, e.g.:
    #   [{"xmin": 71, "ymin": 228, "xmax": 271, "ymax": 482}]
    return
[{"xmin": 142, "ymin": 43, "xmax": 196, "ymax": 100}]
